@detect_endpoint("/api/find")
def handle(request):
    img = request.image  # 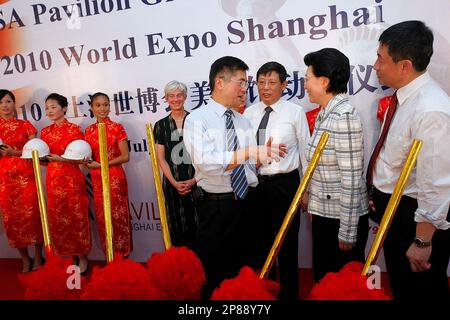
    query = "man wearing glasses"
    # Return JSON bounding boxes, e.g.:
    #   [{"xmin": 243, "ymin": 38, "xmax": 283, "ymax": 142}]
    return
[
  {"xmin": 244, "ymin": 61, "xmax": 310, "ymax": 300},
  {"xmin": 183, "ymin": 56, "xmax": 287, "ymax": 299}
]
